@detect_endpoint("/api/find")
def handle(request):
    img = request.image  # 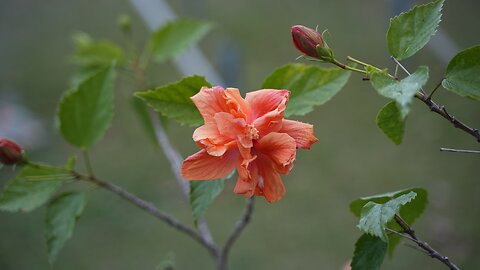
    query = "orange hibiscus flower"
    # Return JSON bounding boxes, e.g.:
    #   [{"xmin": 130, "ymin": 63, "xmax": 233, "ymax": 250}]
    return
[{"xmin": 181, "ymin": 86, "xmax": 318, "ymax": 202}]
